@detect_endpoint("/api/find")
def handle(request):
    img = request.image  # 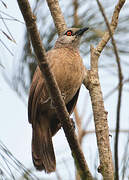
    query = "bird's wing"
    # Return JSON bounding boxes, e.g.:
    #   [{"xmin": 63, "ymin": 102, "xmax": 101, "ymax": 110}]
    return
[
  {"xmin": 28, "ymin": 66, "xmax": 56, "ymax": 172},
  {"xmin": 28, "ymin": 65, "xmax": 80, "ymax": 123},
  {"xmin": 66, "ymin": 88, "xmax": 80, "ymax": 115},
  {"xmin": 28, "ymin": 66, "xmax": 47, "ymax": 124}
]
